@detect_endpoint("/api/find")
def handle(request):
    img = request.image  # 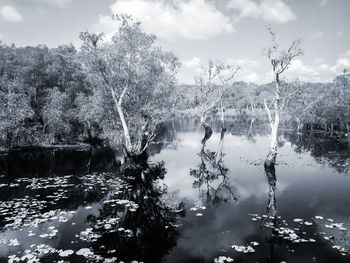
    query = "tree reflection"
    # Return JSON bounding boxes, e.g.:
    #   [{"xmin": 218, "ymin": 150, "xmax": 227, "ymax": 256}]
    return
[
  {"xmin": 263, "ymin": 165, "xmax": 277, "ymax": 224},
  {"xmin": 86, "ymin": 161, "xmax": 182, "ymax": 262},
  {"xmin": 190, "ymin": 129, "xmax": 237, "ymax": 205},
  {"xmin": 285, "ymin": 131, "xmax": 350, "ymax": 174},
  {"xmin": 261, "ymin": 165, "xmax": 280, "ymax": 262},
  {"xmin": 246, "ymin": 118, "xmax": 256, "ymax": 143},
  {"xmin": 201, "ymin": 123, "xmax": 213, "ymax": 145},
  {"xmin": 262, "ymin": 166, "xmax": 298, "ymax": 263}
]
